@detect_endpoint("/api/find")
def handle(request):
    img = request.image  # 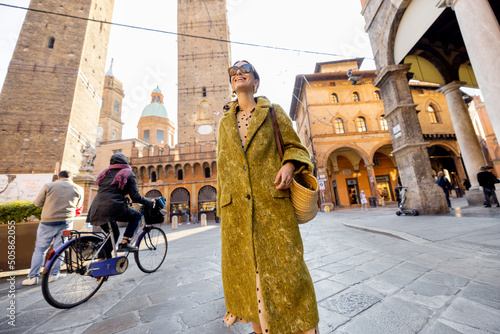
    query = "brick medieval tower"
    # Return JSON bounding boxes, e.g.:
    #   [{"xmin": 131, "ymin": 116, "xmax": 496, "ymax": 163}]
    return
[
  {"xmin": 98, "ymin": 59, "xmax": 124, "ymax": 144},
  {"xmin": 0, "ymin": 0, "xmax": 115, "ymax": 174},
  {"xmin": 177, "ymin": 0, "xmax": 231, "ymax": 145}
]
